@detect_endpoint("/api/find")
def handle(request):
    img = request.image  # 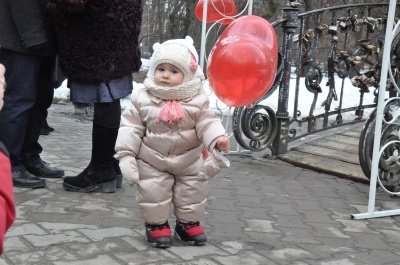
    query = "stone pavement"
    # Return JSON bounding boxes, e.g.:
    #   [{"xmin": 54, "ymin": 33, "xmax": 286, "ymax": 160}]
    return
[{"xmin": 2, "ymin": 103, "xmax": 400, "ymax": 265}]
